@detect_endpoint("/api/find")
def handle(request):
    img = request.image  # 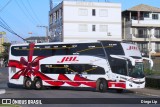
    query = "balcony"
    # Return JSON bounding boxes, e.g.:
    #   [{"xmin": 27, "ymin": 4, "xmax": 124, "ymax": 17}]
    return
[
  {"xmin": 155, "ymin": 49, "xmax": 160, "ymax": 52},
  {"xmin": 133, "ymin": 34, "xmax": 149, "ymax": 38},
  {"xmin": 155, "ymin": 35, "xmax": 160, "ymax": 38},
  {"xmin": 126, "ymin": 19, "xmax": 160, "ymax": 27},
  {"xmin": 132, "ymin": 34, "xmax": 160, "ymax": 41}
]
